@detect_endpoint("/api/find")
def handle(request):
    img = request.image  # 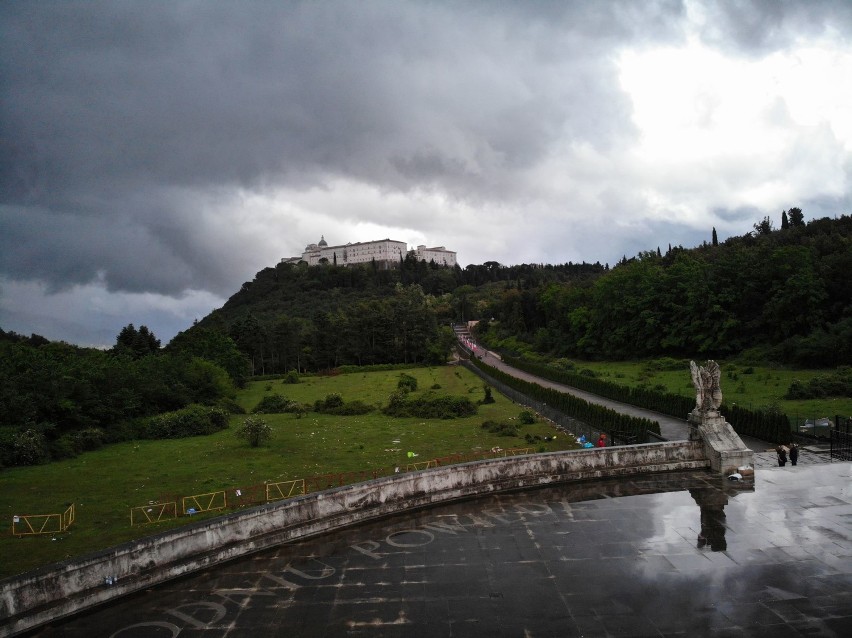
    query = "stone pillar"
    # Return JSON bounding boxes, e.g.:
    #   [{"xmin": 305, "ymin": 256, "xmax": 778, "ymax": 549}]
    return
[{"xmin": 688, "ymin": 408, "xmax": 754, "ymax": 476}]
